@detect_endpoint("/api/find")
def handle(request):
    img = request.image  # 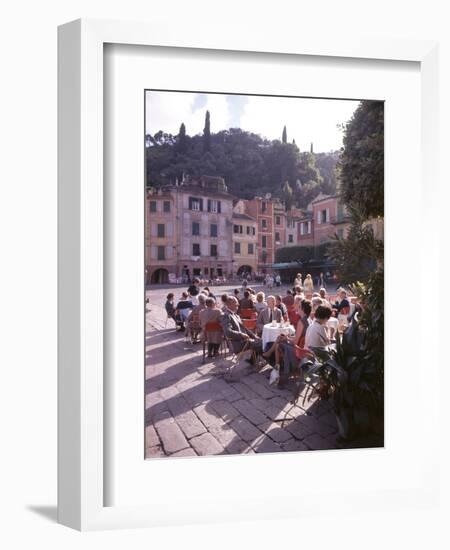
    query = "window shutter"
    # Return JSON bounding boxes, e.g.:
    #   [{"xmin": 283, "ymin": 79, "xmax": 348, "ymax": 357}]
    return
[
  {"xmin": 151, "ymin": 245, "xmax": 157, "ymax": 259},
  {"xmin": 166, "ymin": 222, "xmax": 173, "ymax": 237},
  {"xmin": 189, "ymin": 197, "xmax": 193, "ymax": 210},
  {"xmin": 166, "ymin": 246, "xmax": 173, "ymax": 259},
  {"xmin": 199, "ymin": 198, "xmax": 204, "ymax": 211},
  {"xmin": 218, "ymin": 201, "xmax": 221, "ymax": 213},
  {"xmin": 317, "ymin": 211, "xmax": 321, "ymax": 224},
  {"xmin": 151, "ymin": 223, "xmax": 157, "ymax": 237},
  {"xmin": 300, "ymin": 223, "xmax": 304, "ymax": 235},
  {"xmin": 326, "ymin": 208, "xmax": 330, "ymax": 223},
  {"xmin": 207, "ymin": 199, "xmax": 211, "ymax": 212},
  {"xmin": 308, "ymin": 221, "xmax": 311, "ymax": 234}
]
